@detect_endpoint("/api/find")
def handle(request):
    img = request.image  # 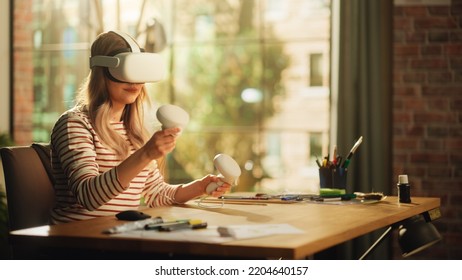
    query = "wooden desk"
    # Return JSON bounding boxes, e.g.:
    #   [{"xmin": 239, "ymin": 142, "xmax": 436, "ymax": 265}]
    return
[{"xmin": 9, "ymin": 196, "xmax": 440, "ymax": 259}]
